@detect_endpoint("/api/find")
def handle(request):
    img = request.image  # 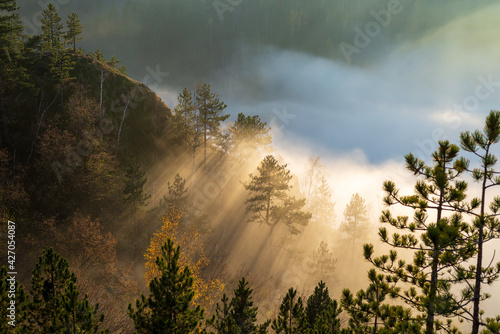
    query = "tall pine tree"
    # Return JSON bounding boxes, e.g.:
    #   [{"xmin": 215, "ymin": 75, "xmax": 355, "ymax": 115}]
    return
[
  {"xmin": 128, "ymin": 238, "xmax": 204, "ymax": 333},
  {"xmin": 64, "ymin": 12, "xmax": 83, "ymax": 51},
  {"xmin": 244, "ymin": 155, "xmax": 311, "ymax": 235}
]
